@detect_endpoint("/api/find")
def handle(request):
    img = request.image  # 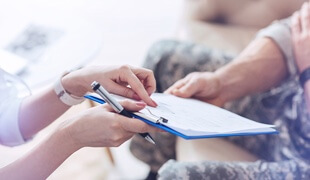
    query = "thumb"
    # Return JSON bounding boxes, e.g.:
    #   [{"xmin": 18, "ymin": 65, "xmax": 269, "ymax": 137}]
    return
[{"xmin": 119, "ymin": 116, "xmax": 158, "ymax": 133}]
